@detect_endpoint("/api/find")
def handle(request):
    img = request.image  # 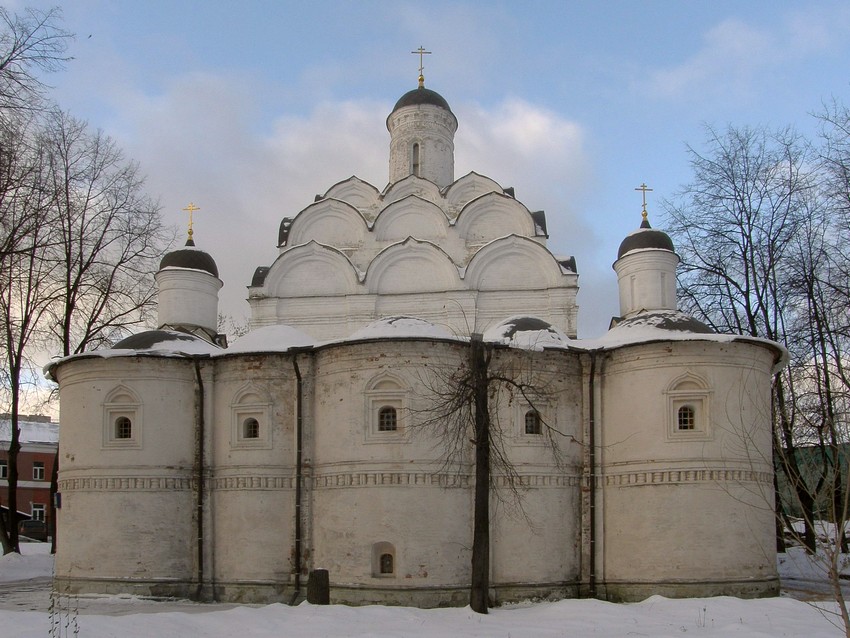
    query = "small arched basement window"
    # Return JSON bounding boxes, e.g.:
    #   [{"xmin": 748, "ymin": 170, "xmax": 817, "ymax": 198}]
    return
[
  {"xmin": 372, "ymin": 541, "xmax": 396, "ymax": 577},
  {"xmin": 379, "ymin": 553, "xmax": 394, "ymax": 574}
]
